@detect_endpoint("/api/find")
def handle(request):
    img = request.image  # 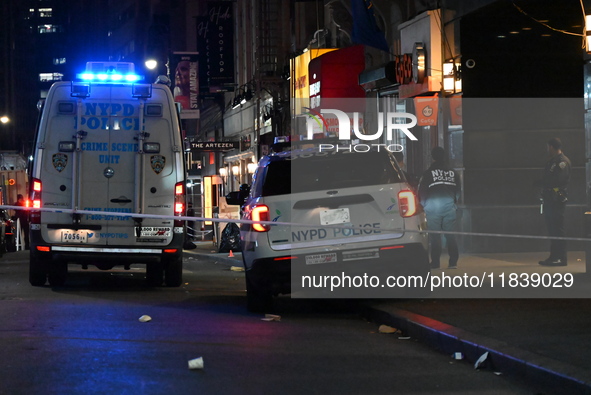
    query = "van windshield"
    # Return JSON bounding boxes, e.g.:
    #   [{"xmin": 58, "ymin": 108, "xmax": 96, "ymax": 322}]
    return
[{"xmin": 262, "ymin": 151, "xmax": 403, "ymax": 197}]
